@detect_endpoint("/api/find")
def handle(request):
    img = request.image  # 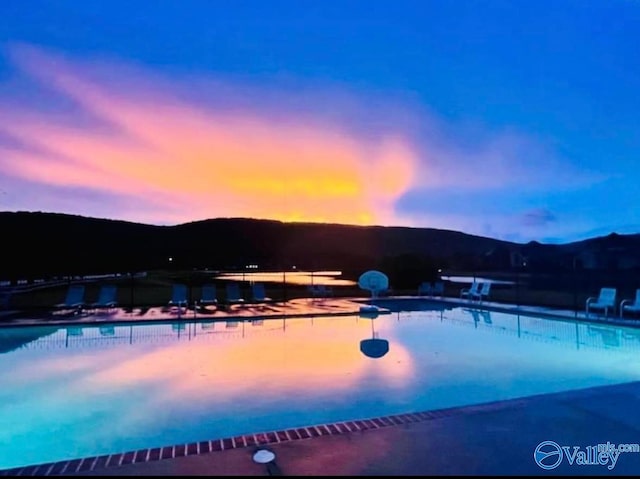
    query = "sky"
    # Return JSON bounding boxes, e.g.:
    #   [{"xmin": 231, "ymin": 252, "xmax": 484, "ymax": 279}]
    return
[{"xmin": 0, "ymin": 1, "xmax": 639, "ymax": 244}]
